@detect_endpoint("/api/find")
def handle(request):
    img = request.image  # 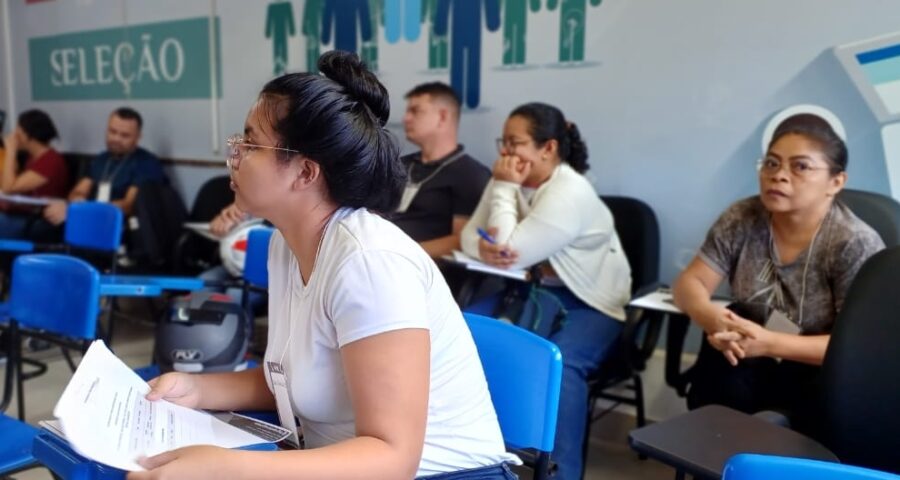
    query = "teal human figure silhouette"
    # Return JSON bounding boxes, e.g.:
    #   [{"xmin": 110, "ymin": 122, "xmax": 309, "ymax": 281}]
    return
[
  {"xmin": 385, "ymin": 0, "xmax": 421, "ymax": 43},
  {"xmin": 502, "ymin": 0, "xmax": 540, "ymax": 66},
  {"xmin": 422, "ymin": 0, "xmax": 448, "ymax": 70},
  {"xmin": 547, "ymin": 0, "xmax": 601, "ymax": 63},
  {"xmin": 302, "ymin": 0, "xmax": 324, "ymax": 73},
  {"xmin": 361, "ymin": 0, "xmax": 384, "ymax": 71},
  {"xmin": 265, "ymin": 1, "xmax": 296, "ymax": 75}
]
